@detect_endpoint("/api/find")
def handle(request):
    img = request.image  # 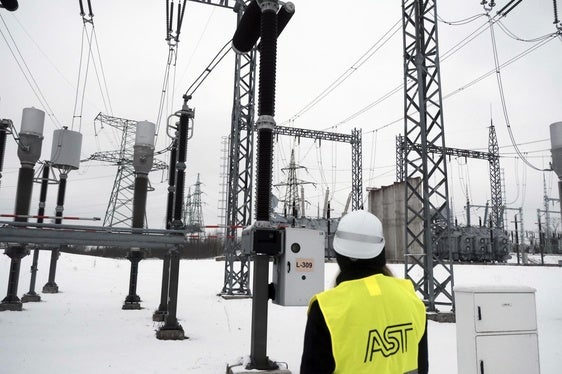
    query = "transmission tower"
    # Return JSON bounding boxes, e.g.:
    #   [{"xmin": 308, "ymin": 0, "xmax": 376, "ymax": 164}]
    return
[
  {"xmin": 85, "ymin": 113, "xmax": 167, "ymax": 227},
  {"xmin": 275, "ymin": 148, "xmax": 314, "ymax": 217},
  {"xmin": 186, "ymin": 173, "xmax": 204, "ymax": 231},
  {"xmin": 488, "ymin": 121, "xmax": 503, "ymax": 230},
  {"xmin": 402, "ymin": 0, "xmax": 454, "ymax": 314}
]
